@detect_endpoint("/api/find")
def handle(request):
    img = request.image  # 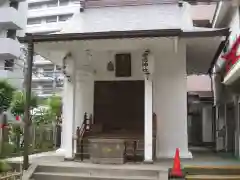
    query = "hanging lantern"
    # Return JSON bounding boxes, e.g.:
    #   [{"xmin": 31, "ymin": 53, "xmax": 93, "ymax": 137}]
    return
[
  {"xmin": 147, "ymin": 52, "xmax": 155, "ymax": 75},
  {"xmin": 107, "ymin": 61, "xmax": 114, "ymax": 71},
  {"xmin": 142, "ymin": 50, "xmax": 148, "ymax": 73},
  {"xmin": 142, "ymin": 50, "xmax": 154, "ymax": 79}
]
